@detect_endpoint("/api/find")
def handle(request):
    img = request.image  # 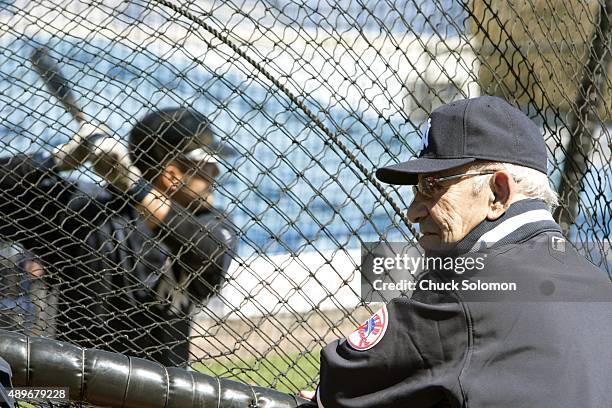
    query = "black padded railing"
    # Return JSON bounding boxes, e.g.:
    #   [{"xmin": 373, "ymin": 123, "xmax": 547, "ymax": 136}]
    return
[{"xmin": 0, "ymin": 329, "xmax": 315, "ymax": 407}]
